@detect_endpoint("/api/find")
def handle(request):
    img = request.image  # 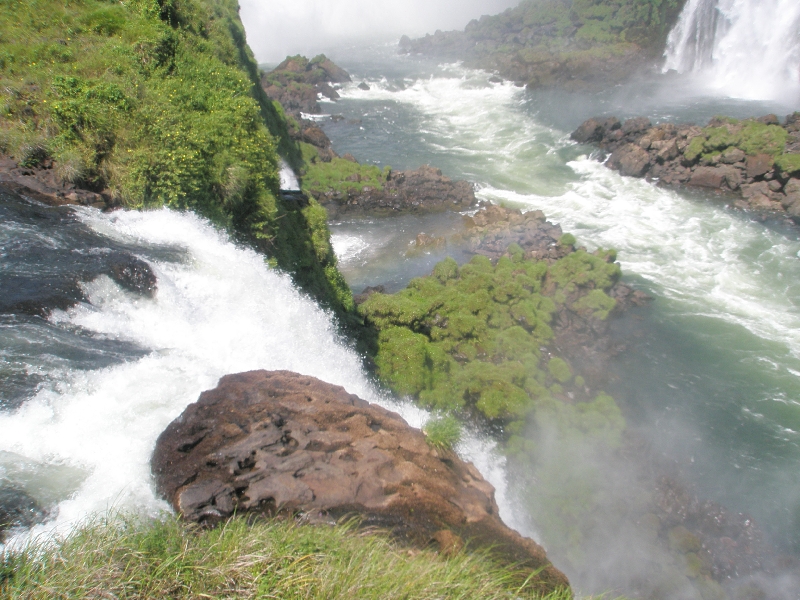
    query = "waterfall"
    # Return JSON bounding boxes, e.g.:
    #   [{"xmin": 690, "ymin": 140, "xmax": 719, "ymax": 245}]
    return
[{"xmin": 663, "ymin": 0, "xmax": 800, "ymax": 101}]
